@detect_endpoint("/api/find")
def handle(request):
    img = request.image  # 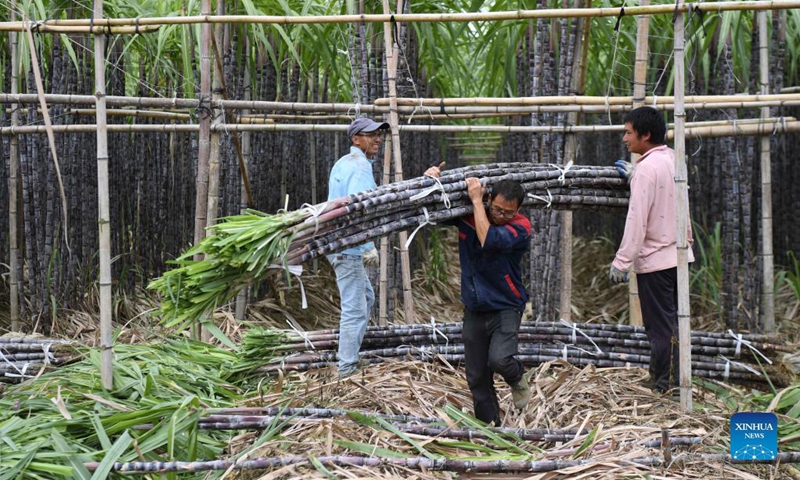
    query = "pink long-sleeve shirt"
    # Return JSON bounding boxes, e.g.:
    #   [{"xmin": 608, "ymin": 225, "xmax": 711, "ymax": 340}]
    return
[{"xmin": 613, "ymin": 145, "xmax": 694, "ymax": 274}]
